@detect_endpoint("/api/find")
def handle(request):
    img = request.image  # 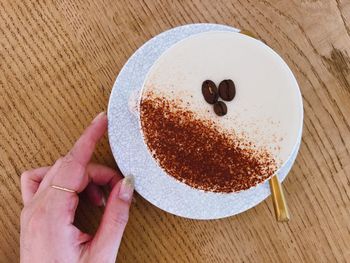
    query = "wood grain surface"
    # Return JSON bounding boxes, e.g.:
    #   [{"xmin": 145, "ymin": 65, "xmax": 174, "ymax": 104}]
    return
[{"xmin": 1, "ymin": 0, "xmax": 350, "ymax": 262}]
